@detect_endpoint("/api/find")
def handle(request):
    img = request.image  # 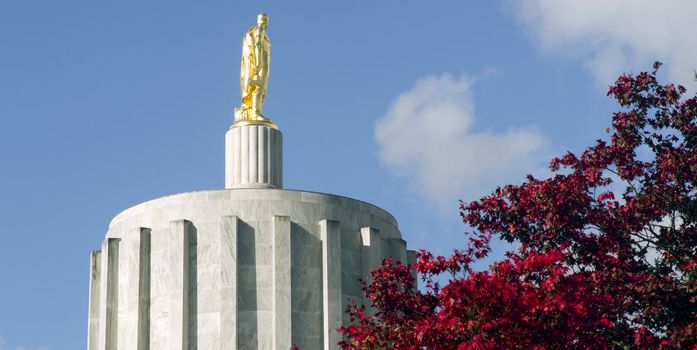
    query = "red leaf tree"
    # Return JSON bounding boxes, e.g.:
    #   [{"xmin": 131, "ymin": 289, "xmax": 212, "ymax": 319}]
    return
[{"xmin": 340, "ymin": 63, "xmax": 697, "ymax": 349}]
